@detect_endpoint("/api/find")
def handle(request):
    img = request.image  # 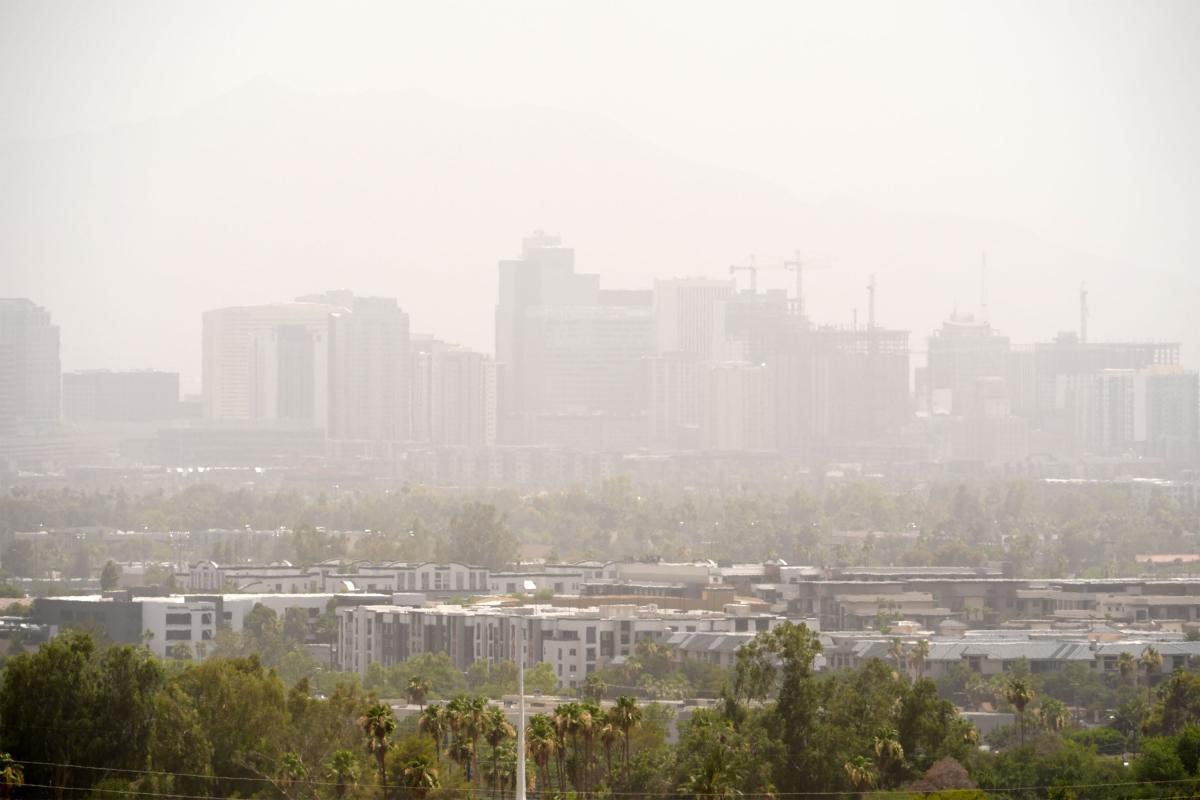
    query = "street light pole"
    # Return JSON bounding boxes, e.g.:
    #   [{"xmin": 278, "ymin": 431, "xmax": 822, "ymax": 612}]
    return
[{"xmin": 515, "ymin": 619, "xmax": 527, "ymax": 800}]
